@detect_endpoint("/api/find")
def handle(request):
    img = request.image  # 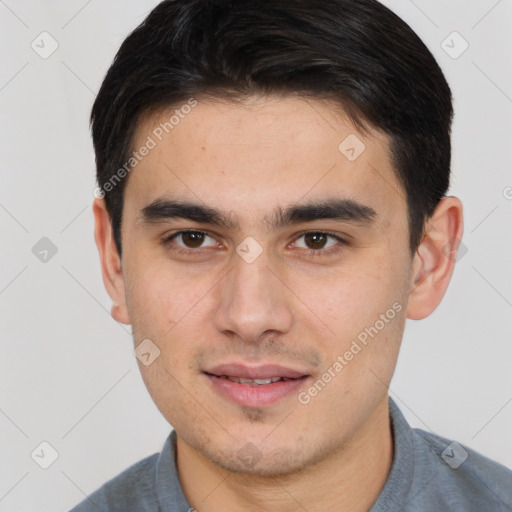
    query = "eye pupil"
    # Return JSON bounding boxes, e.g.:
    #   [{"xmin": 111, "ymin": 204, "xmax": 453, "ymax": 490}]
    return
[
  {"xmin": 305, "ymin": 233, "xmax": 327, "ymax": 250},
  {"xmin": 182, "ymin": 231, "xmax": 205, "ymax": 248}
]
